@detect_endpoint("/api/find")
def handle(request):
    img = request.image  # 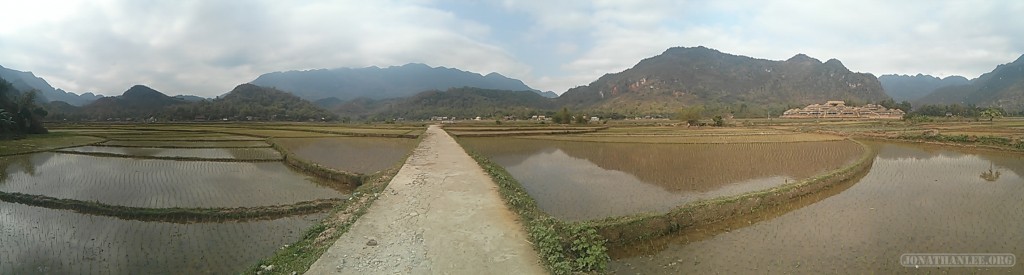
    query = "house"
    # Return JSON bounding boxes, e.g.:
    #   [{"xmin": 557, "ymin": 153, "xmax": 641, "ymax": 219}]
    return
[{"xmin": 782, "ymin": 101, "xmax": 905, "ymax": 119}]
